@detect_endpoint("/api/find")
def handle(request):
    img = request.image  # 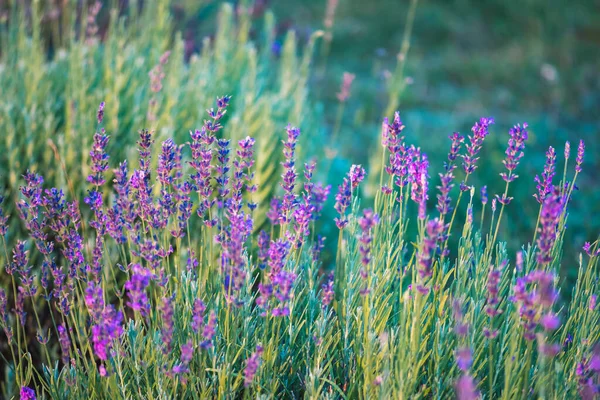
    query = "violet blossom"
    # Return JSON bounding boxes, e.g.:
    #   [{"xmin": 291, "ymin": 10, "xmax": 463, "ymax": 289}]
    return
[
  {"xmin": 500, "ymin": 123, "xmax": 528, "ymax": 182},
  {"xmin": 533, "ymin": 147, "xmax": 556, "ymax": 203},
  {"xmin": 244, "ymin": 345, "xmax": 264, "ymax": 387},
  {"xmin": 462, "ymin": 117, "xmax": 494, "ymax": 174}
]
